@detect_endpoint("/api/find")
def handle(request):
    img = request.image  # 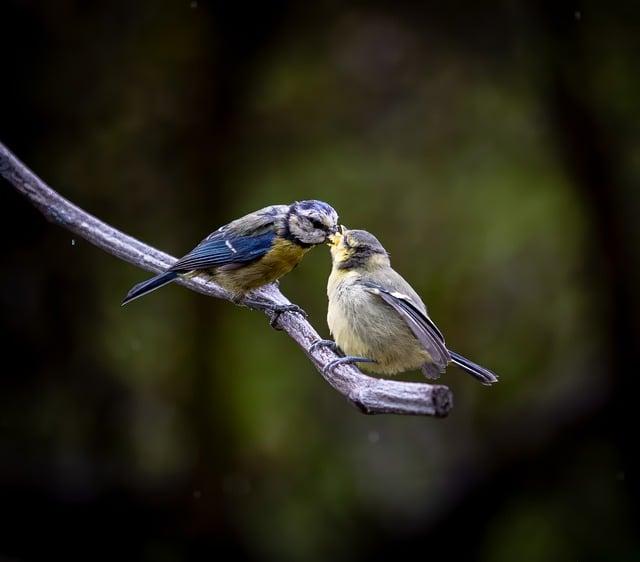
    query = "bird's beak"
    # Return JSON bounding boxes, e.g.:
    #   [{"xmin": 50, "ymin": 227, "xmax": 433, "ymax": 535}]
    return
[{"xmin": 327, "ymin": 224, "xmax": 345, "ymax": 246}]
